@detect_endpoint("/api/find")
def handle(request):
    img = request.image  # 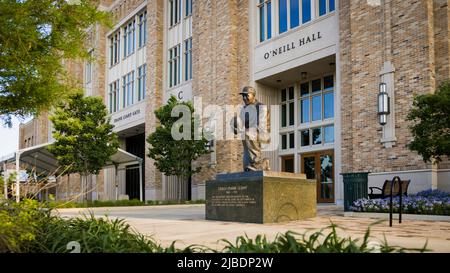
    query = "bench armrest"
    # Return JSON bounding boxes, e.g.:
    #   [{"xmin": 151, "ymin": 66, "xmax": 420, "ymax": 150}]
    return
[{"xmin": 369, "ymin": 187, "xmax": 382, "ymax": 194}]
